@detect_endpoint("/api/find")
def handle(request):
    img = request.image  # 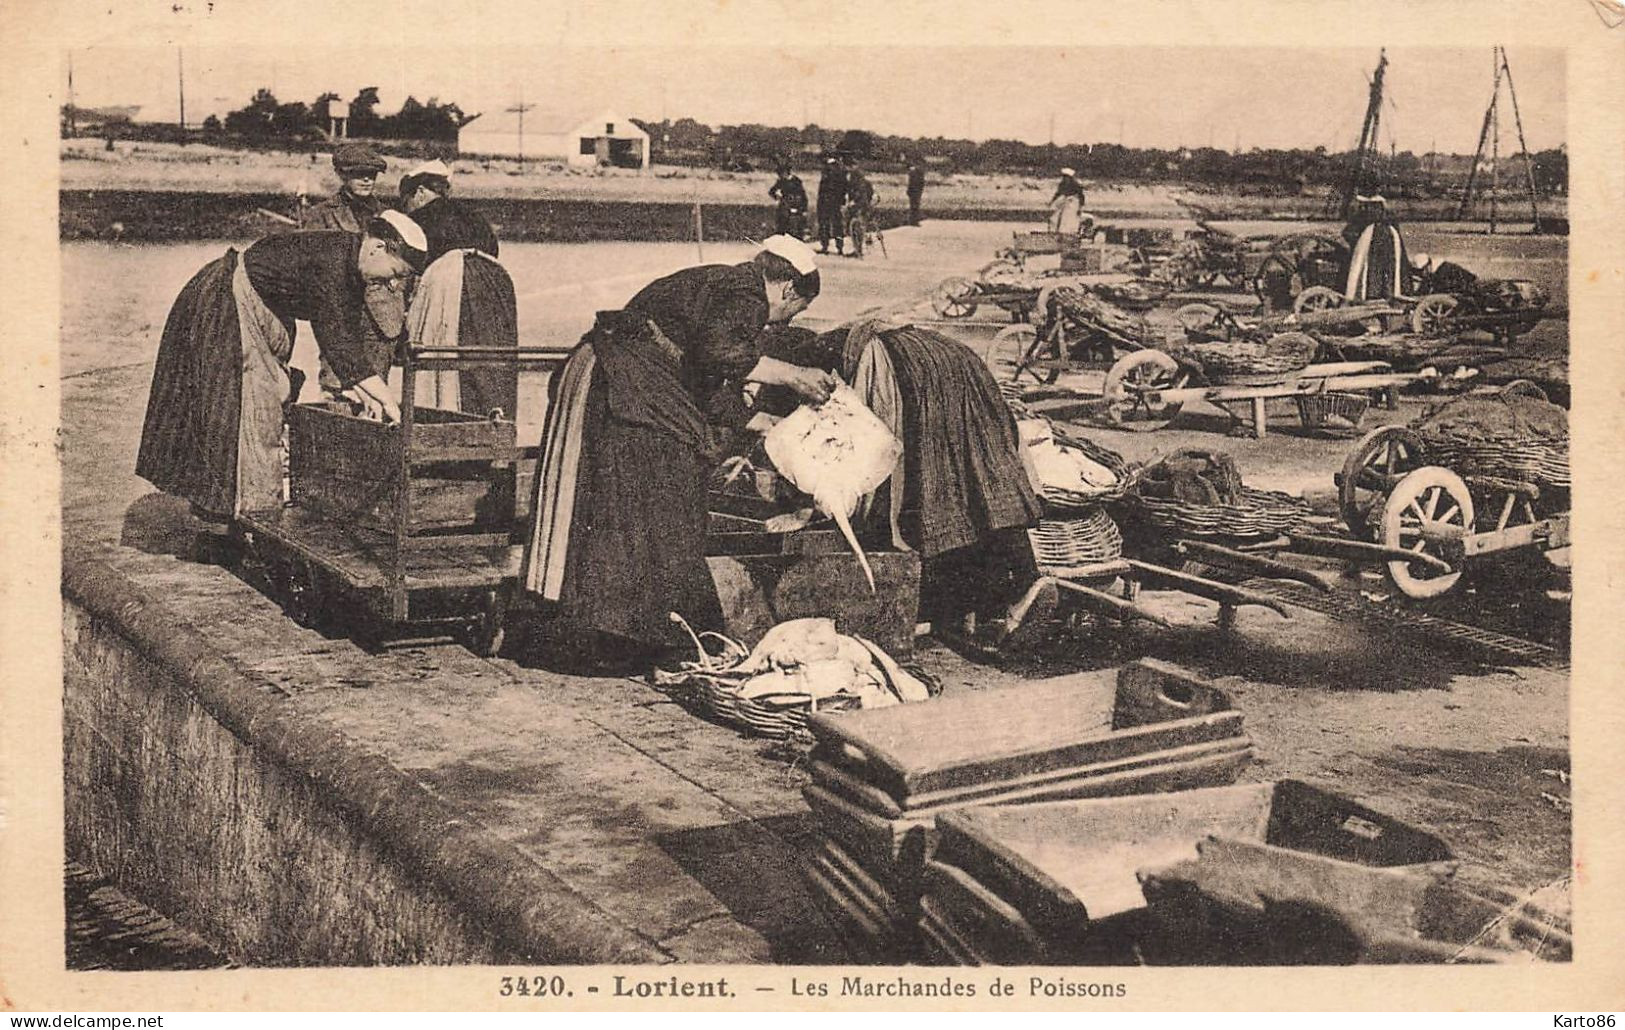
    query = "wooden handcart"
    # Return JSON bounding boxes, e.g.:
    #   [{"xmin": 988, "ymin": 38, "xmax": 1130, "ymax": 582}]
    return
[{"xmin": 237, "ymin": 343, "xmax": 563, "ymax": 654}]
